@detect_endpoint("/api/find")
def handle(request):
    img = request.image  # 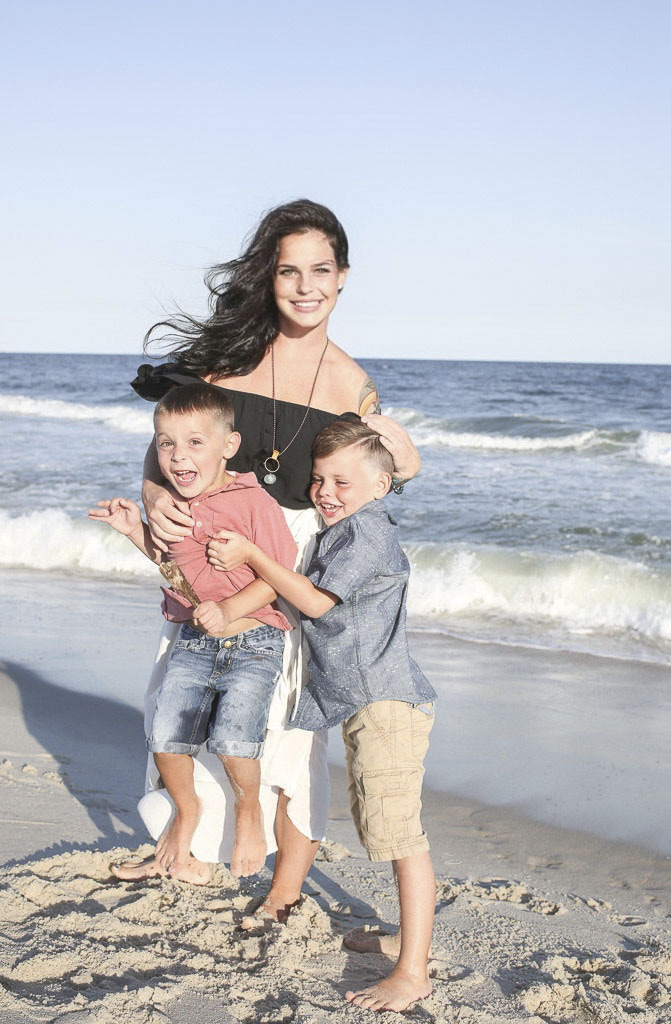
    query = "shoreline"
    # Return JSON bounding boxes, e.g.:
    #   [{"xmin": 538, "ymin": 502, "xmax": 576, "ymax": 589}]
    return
[
  {"xmin": 1, "ymin": 659, "xmax": 670, "ymax": 1023},
  {"xmin": 3, "ymin": 567, "xmax": 670, "ymax": 855}
]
